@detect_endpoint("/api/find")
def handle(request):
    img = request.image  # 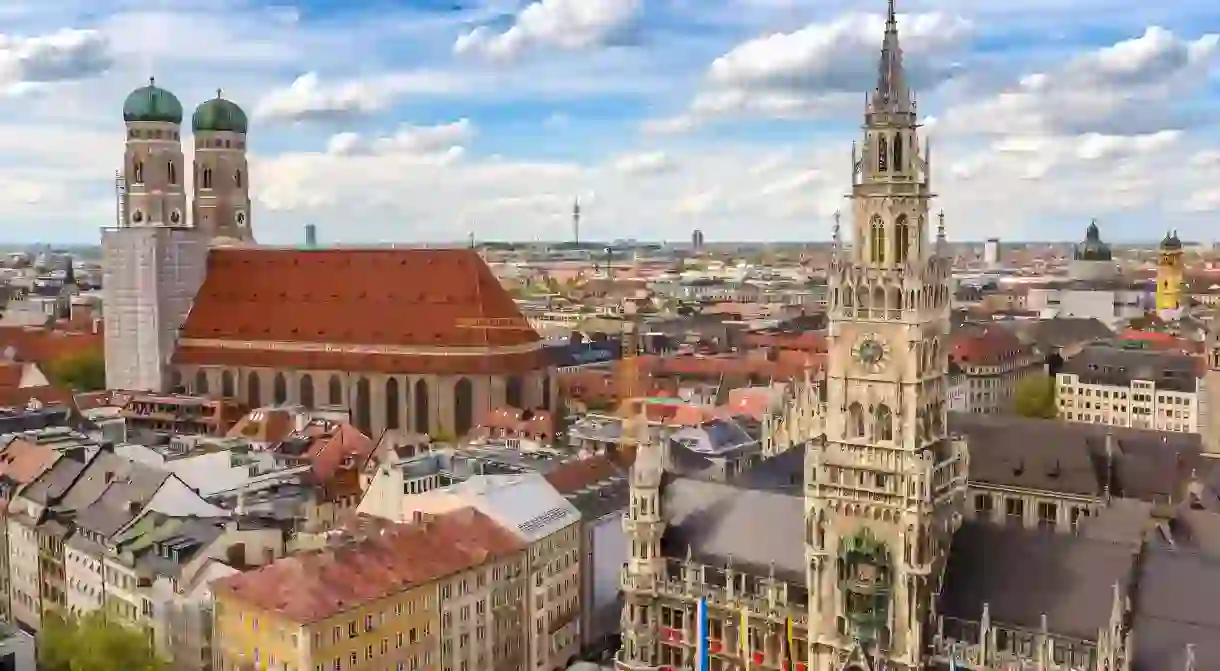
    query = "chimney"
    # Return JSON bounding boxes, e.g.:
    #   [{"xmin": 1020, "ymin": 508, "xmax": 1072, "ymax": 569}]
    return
[
  {"xmin": 293, "ymin": 409, "xmax": 309, "ymax": 433},
  {"xmin": 411, "ymin": 510, "xmax": 424, "ymax": 524}
]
